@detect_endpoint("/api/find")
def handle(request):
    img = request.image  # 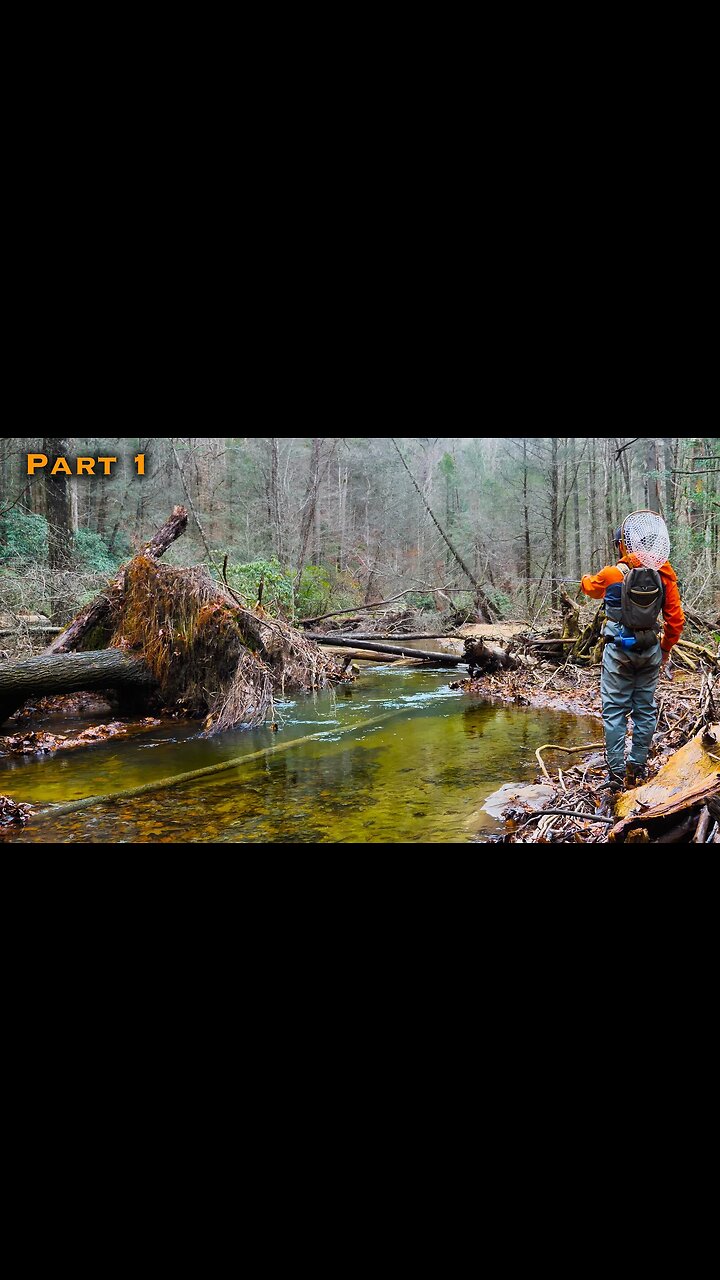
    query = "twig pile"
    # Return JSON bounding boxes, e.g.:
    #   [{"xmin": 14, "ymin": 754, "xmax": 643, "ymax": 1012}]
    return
[{"xmin": 493, "ymin": 760, "xmax": 615, "ymax": 843}]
